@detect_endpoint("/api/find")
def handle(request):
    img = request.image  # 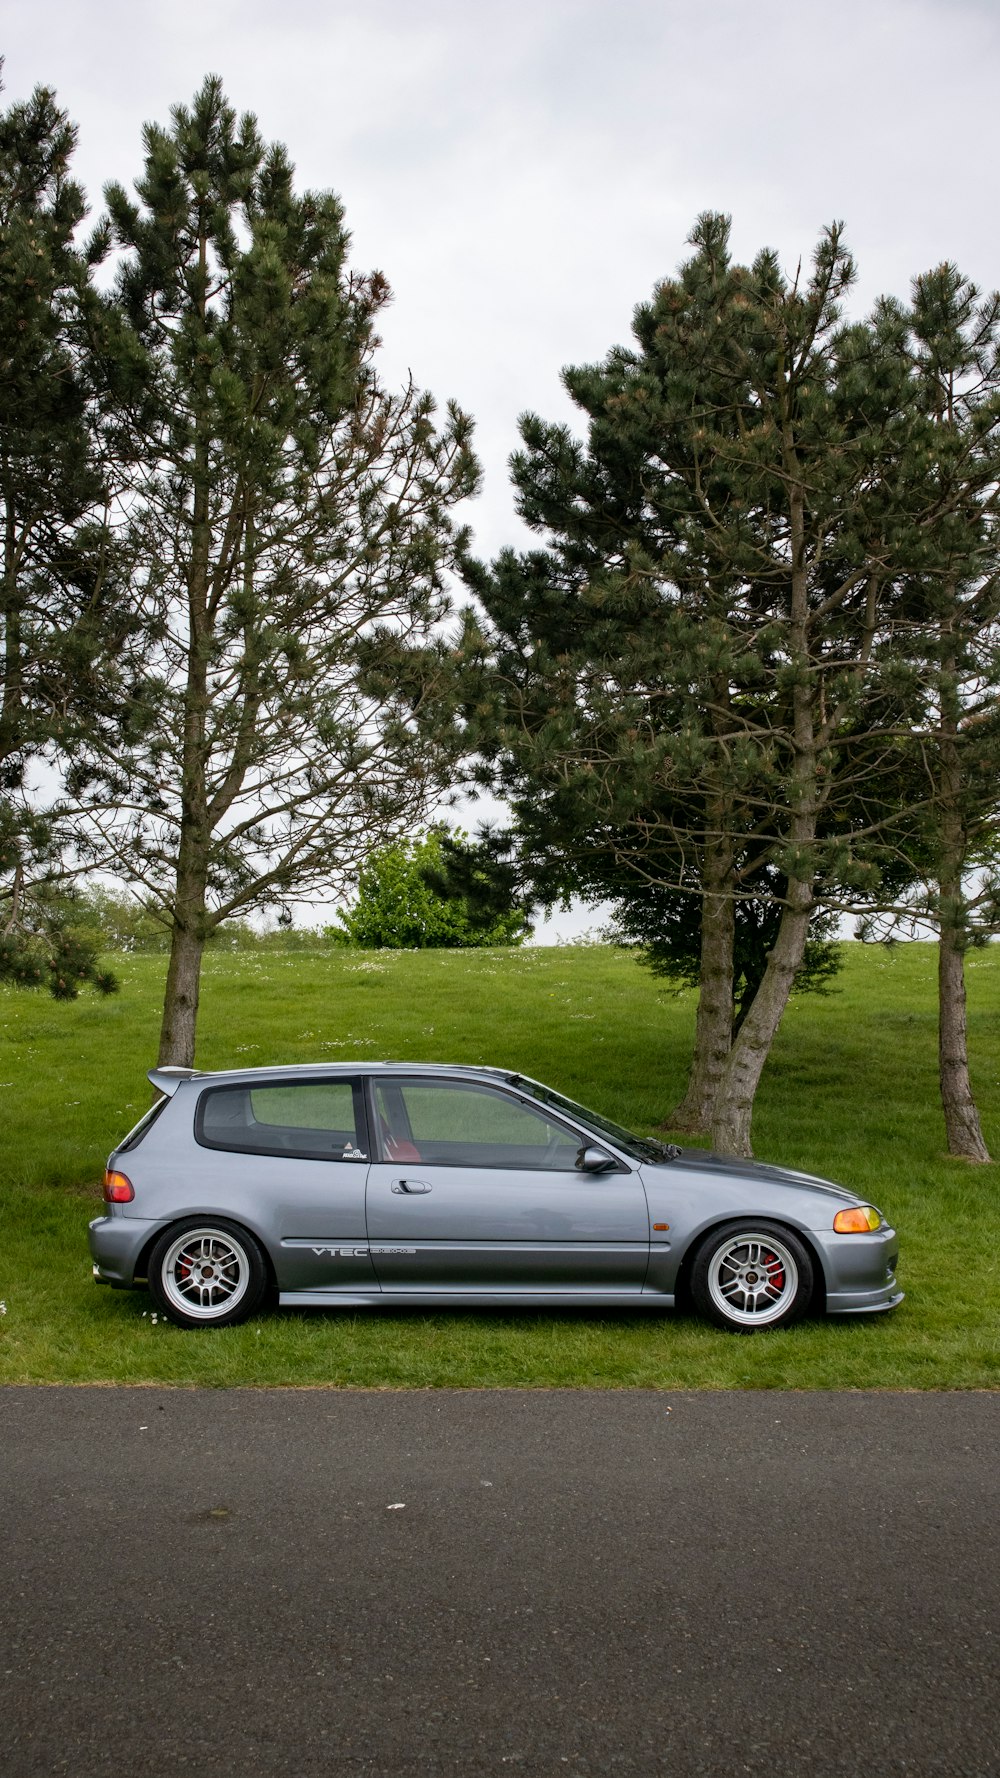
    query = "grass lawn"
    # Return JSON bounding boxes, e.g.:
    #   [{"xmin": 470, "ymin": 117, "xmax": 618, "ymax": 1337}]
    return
[{"xmin": 0, "ymin": 941, "xmax": 997, "ymax": 1389}]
